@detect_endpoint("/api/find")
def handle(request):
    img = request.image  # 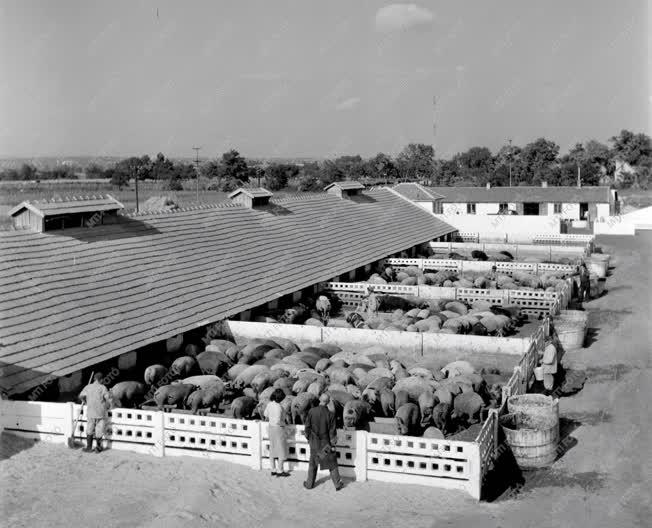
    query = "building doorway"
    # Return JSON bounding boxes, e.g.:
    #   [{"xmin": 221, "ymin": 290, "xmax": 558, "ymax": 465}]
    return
[
  {"xmin": 579, "ymin": 202, "xmax": 589, "ymax": 220},
  {"xmin": 523, "ymin": 202, "xmax": 540, "ymax": 215}
]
